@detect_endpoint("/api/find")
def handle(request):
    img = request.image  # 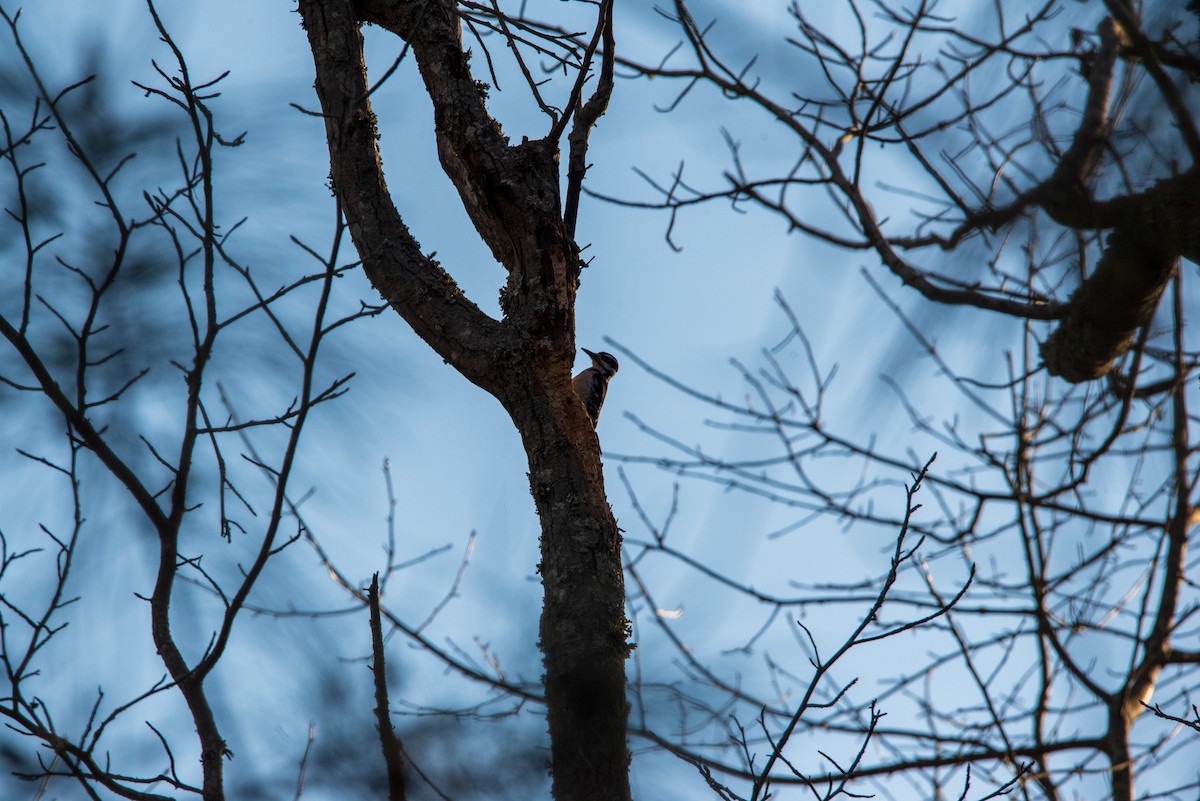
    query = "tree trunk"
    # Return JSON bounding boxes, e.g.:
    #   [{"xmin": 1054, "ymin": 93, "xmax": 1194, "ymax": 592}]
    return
[
  {"xmin": 511, "ymin": 382, "xmax": 632, "ymax": 801},
  {"xmin": 298, "ymin": 1, "xmax": 633, "ymax": 797}
]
